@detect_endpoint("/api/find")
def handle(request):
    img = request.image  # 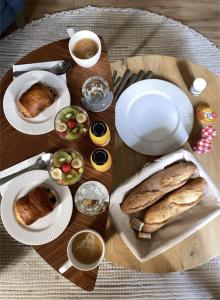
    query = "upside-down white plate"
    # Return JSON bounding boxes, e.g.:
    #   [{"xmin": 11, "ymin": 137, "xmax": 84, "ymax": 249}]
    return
[
  {"xmin": 116, "ymin": 79, "xmax": 194, "ymax": 155},
  {"xmin": 3, "ymin": 70, "xmax": 70, "ymax": 135},
  {"xmin": 1, "ymin": 170, "xmax": 73, "ymax": 245}
]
